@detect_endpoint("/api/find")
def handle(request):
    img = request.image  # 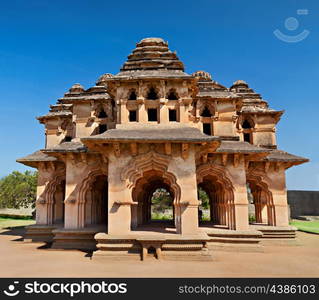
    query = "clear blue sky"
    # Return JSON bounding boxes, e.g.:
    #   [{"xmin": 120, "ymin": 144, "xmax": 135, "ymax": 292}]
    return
[{"xmin": 0, "ymin": 0, "xmax": 318, "ymax": 190}]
